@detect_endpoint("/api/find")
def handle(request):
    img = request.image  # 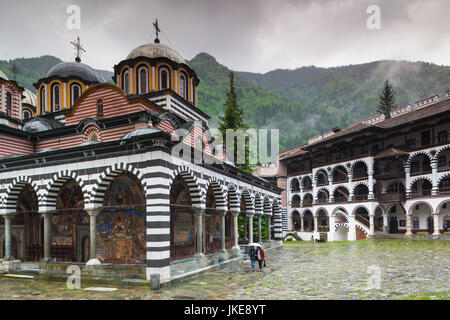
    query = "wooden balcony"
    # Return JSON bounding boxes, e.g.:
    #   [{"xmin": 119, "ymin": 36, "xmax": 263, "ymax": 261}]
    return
[{"xmin": 375, "ymin": 192, "xmax": 406, "ymax": 203}]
